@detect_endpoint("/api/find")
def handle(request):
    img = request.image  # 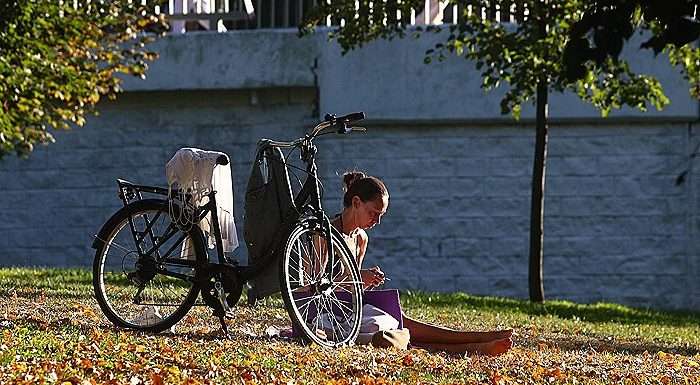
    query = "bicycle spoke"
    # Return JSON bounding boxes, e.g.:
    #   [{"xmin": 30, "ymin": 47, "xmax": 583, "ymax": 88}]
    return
[
  {"xmin": 317, "ymin": 295, "xmax": 335, "ymax": 341},
  {"xmin": 291, "ymin": 236, "xmax": 311, "ymax": 279},
  {"xmin": 298, "ymin": 236, "xmax": 317, "ymax": 281},
  {"xmin": 331, "ymin": 281, "xmax": 364, "ymax": 293},
  {"xmin": 326, "ymin": 293, "xmax": 351, "ymax": 323},
  {"xmin": 135, "ymin": 210, "xmax": 162, "ymax": 246},
  {"xmin": 288, "ymin": 261, "xmax": 314, "ymax": 286},
  {"xmin": 320, "ymin": 296, "xmax": 339, "ymax": 342},
  {"xmin": 298, "ymin": 298, "xmax": 315, "ymax": 326},
  {"xmin": 323, "ymin": 295, "xmax": 345, "ymax": 341},
  {"xmin": 288, "ymin": 246, "xmax": 315, "ymax": 284},
  {"xmin": 290, "ymin": 286, "xmax": 310, "ymax": 293},
  {"xmin": 295, "ymin": 240, "xmax": 306, "ymax": 284},
  {"xmin": 294, "ymin": 295, "xmax": 317, "ymax": 312},
  {"xmin": 101, "ymin": 238, "xmax": 134, "ymax": 255},
  {"xmin": 312, "ymin": 296, "xmax": 323, "ymax": 338},
  {"xmin": 331, "ymin": 257, "xmax": 346, "ymax": 282},
  {"xmin": 328, "ymin": 292, "xmax": 354, "ymax": 319},
  {"xmin": 299, "ymin": 234, "xmax": 316, "ymax": 282},
  {"xmin": 310, "ymin": 235, "xmax": 325, "ymax": 281}
]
